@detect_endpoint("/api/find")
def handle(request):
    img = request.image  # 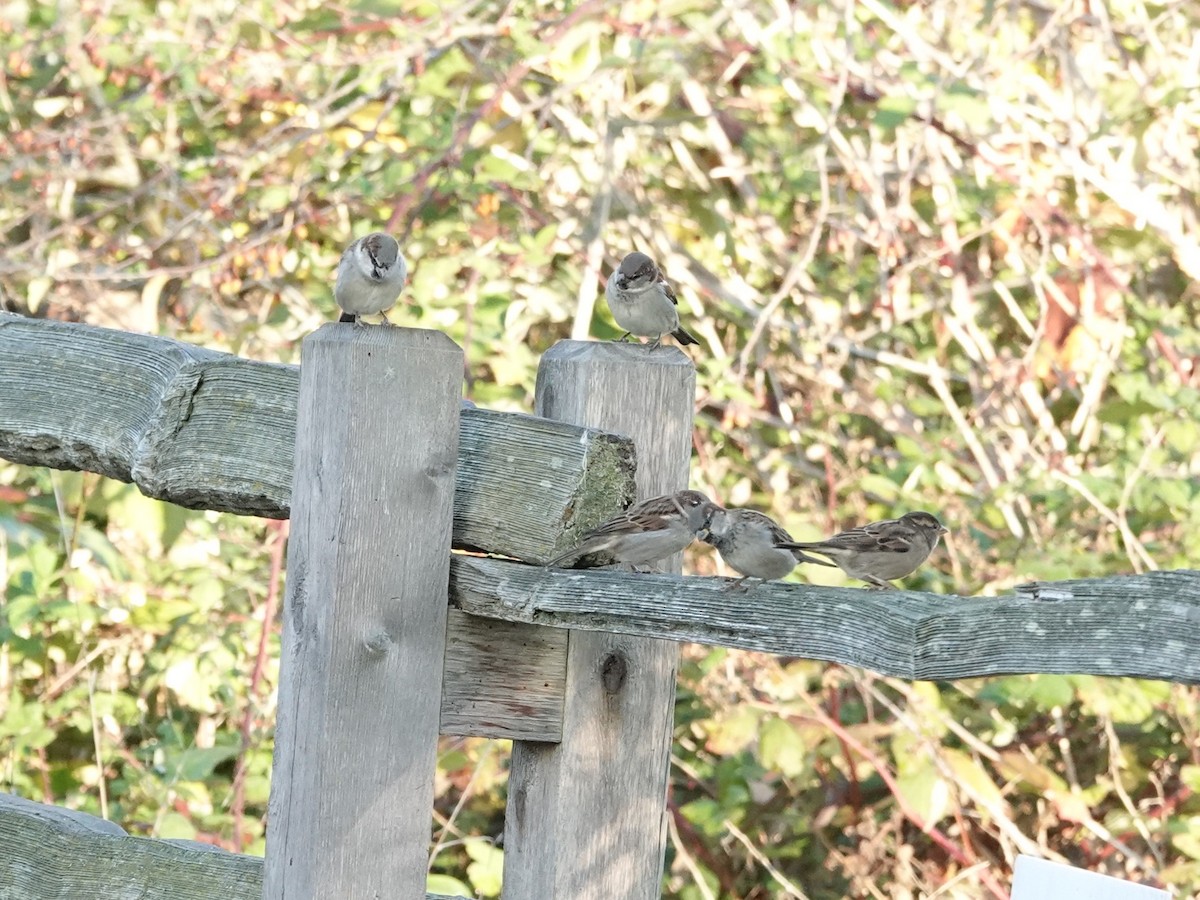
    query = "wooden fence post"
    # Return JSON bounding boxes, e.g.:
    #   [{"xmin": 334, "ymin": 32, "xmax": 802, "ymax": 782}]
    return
[
  {"xmin": 503, "ymin": 340, "xmax": 695, "ymax": 899},
  {"xmin": 263, "ymin": 325, "xmax": 462, "ymax": 900}
]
